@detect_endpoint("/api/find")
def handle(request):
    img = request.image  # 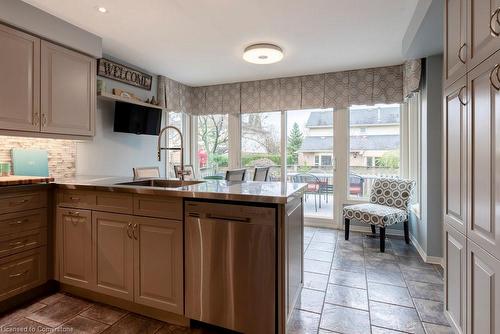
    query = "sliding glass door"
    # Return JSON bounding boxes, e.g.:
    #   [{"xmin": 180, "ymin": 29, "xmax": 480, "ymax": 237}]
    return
[{"xmin": 286, "ymin": 109, "xmax": 335, "ymax": 221}]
